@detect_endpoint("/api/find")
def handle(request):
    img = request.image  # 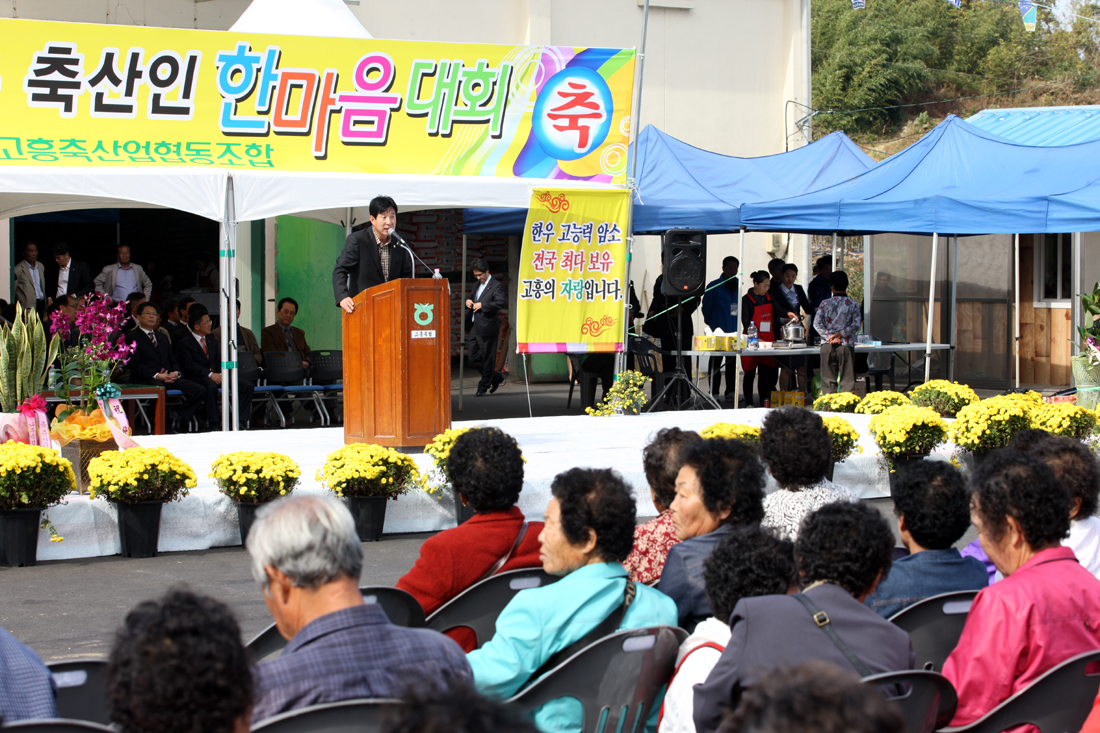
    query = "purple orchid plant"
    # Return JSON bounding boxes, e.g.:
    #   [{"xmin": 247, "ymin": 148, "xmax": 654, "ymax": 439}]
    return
[{"xmin": 49, "ymin": 293, "xmax": 137, "ymax": 414}]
